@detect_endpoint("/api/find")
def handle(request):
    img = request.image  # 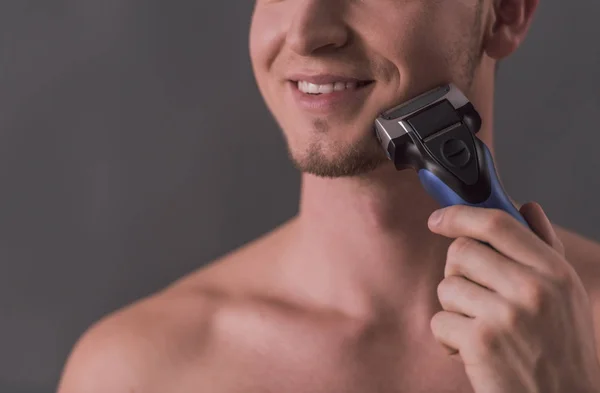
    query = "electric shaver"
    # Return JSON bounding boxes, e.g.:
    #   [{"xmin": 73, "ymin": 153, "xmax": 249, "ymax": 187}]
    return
[{"xmin": 374, "ymin": 84, "xmax": 529, "ymax": 228}]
